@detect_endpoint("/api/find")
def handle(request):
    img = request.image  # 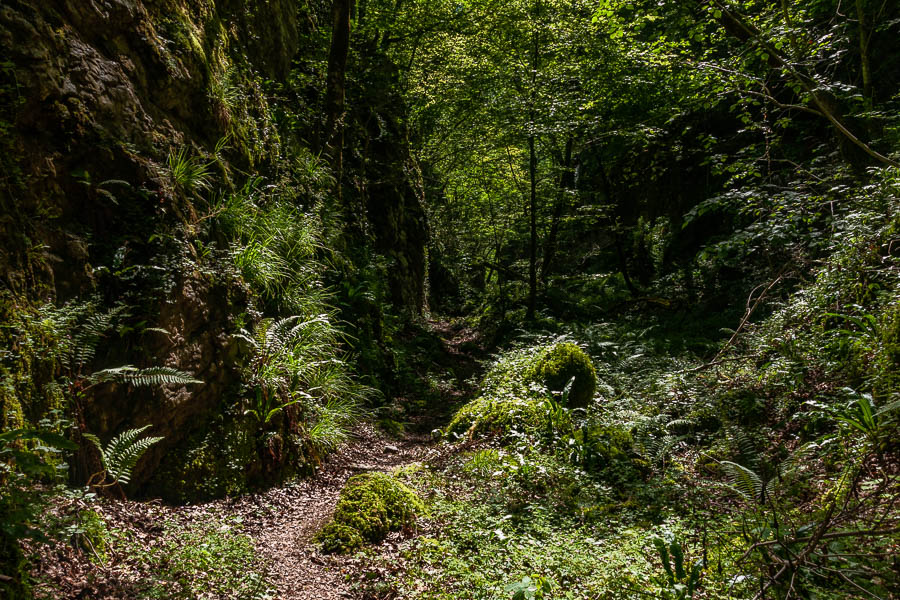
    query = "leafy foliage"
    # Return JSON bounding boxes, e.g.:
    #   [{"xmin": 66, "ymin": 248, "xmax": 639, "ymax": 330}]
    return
[
  {"xmin": 113, "ymin": 516, "xmax": 273, "ymax": 599},
  {"xmin": 86, "ymin": 366, "xmax": 201, "ymax": 388}
]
